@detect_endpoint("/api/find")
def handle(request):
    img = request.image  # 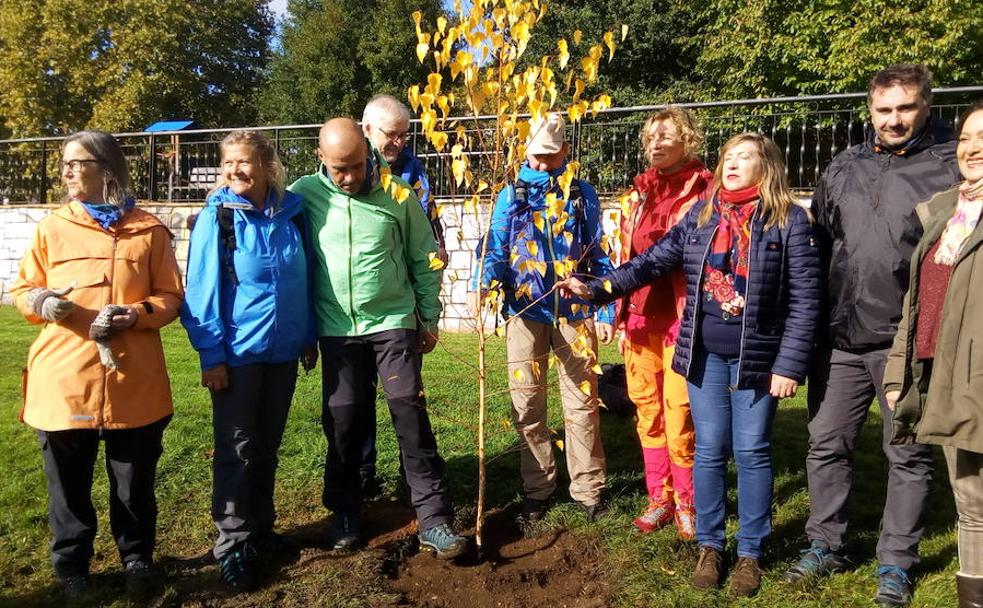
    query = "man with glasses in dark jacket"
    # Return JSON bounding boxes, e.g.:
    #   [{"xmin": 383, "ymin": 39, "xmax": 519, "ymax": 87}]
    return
[{"xmin": 785, "ymin": 64, "xmax": 961, "ymax": 607}]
